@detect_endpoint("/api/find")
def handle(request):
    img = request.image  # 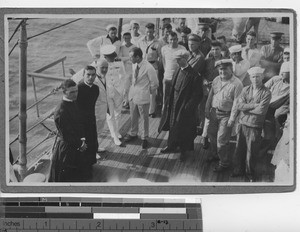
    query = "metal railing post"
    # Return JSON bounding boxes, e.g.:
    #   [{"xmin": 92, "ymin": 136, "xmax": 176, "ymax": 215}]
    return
[{"xmin": 18, "ymin": 19, "xmax": 28, "ymax": 180}]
